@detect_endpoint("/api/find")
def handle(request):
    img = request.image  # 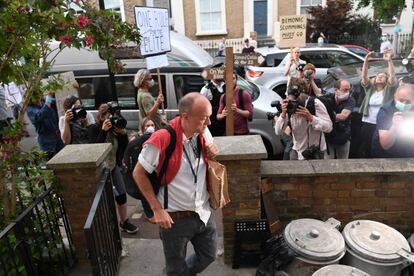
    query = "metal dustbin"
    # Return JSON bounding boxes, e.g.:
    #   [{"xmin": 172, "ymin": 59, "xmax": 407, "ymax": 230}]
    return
[
  {"xmin": 283, "ymin": 217, "xmax": 346, "ymax": 275},
  {"xmin": 342, "ymin": 220, "xmax": 414, "ymax": 276},
  {"xmin": 312, "ymin": 264, "xmax": 370, "ymax": 276}
]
